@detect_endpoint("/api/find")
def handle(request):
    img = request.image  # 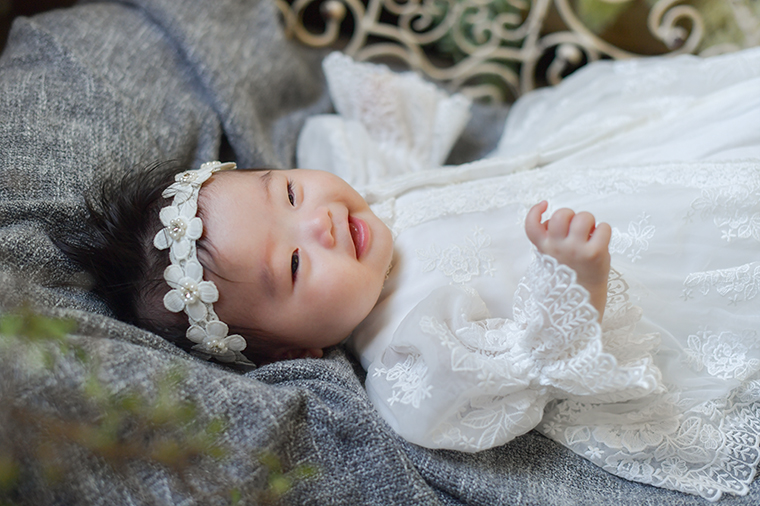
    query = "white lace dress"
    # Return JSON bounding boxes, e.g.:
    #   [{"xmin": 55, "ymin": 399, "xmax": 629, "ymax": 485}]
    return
[{"xmin": 297, "ymin": 50, "xmax": 760, "ymax": 501}]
